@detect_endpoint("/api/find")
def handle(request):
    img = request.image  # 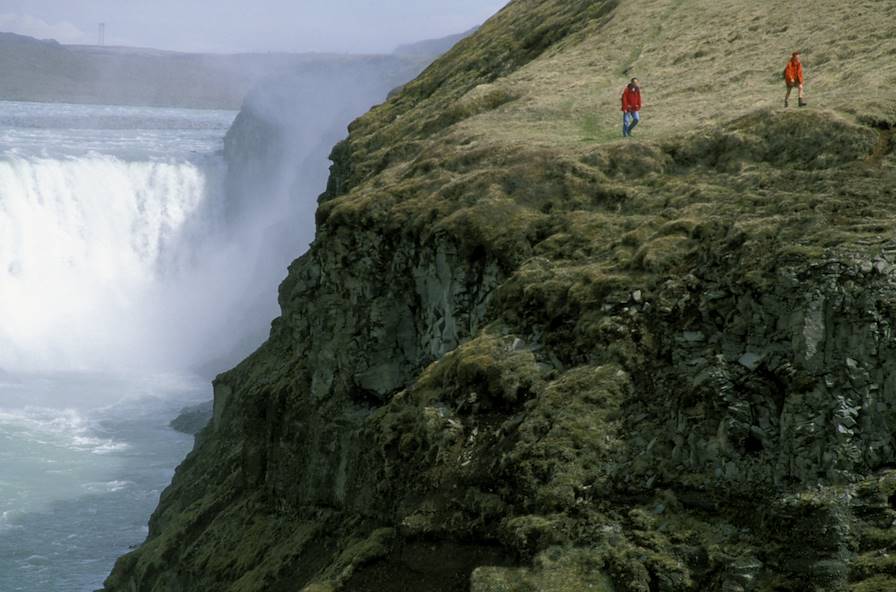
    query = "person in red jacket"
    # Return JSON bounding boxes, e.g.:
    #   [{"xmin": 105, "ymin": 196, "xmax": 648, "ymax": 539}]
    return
[
  {"xmin": 621, "ymin": 78, "xmax": 642, "ymax": 137},
  {"xmin": 784, "ymin": 51, "xmax": 806, "ymax": 108}
]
